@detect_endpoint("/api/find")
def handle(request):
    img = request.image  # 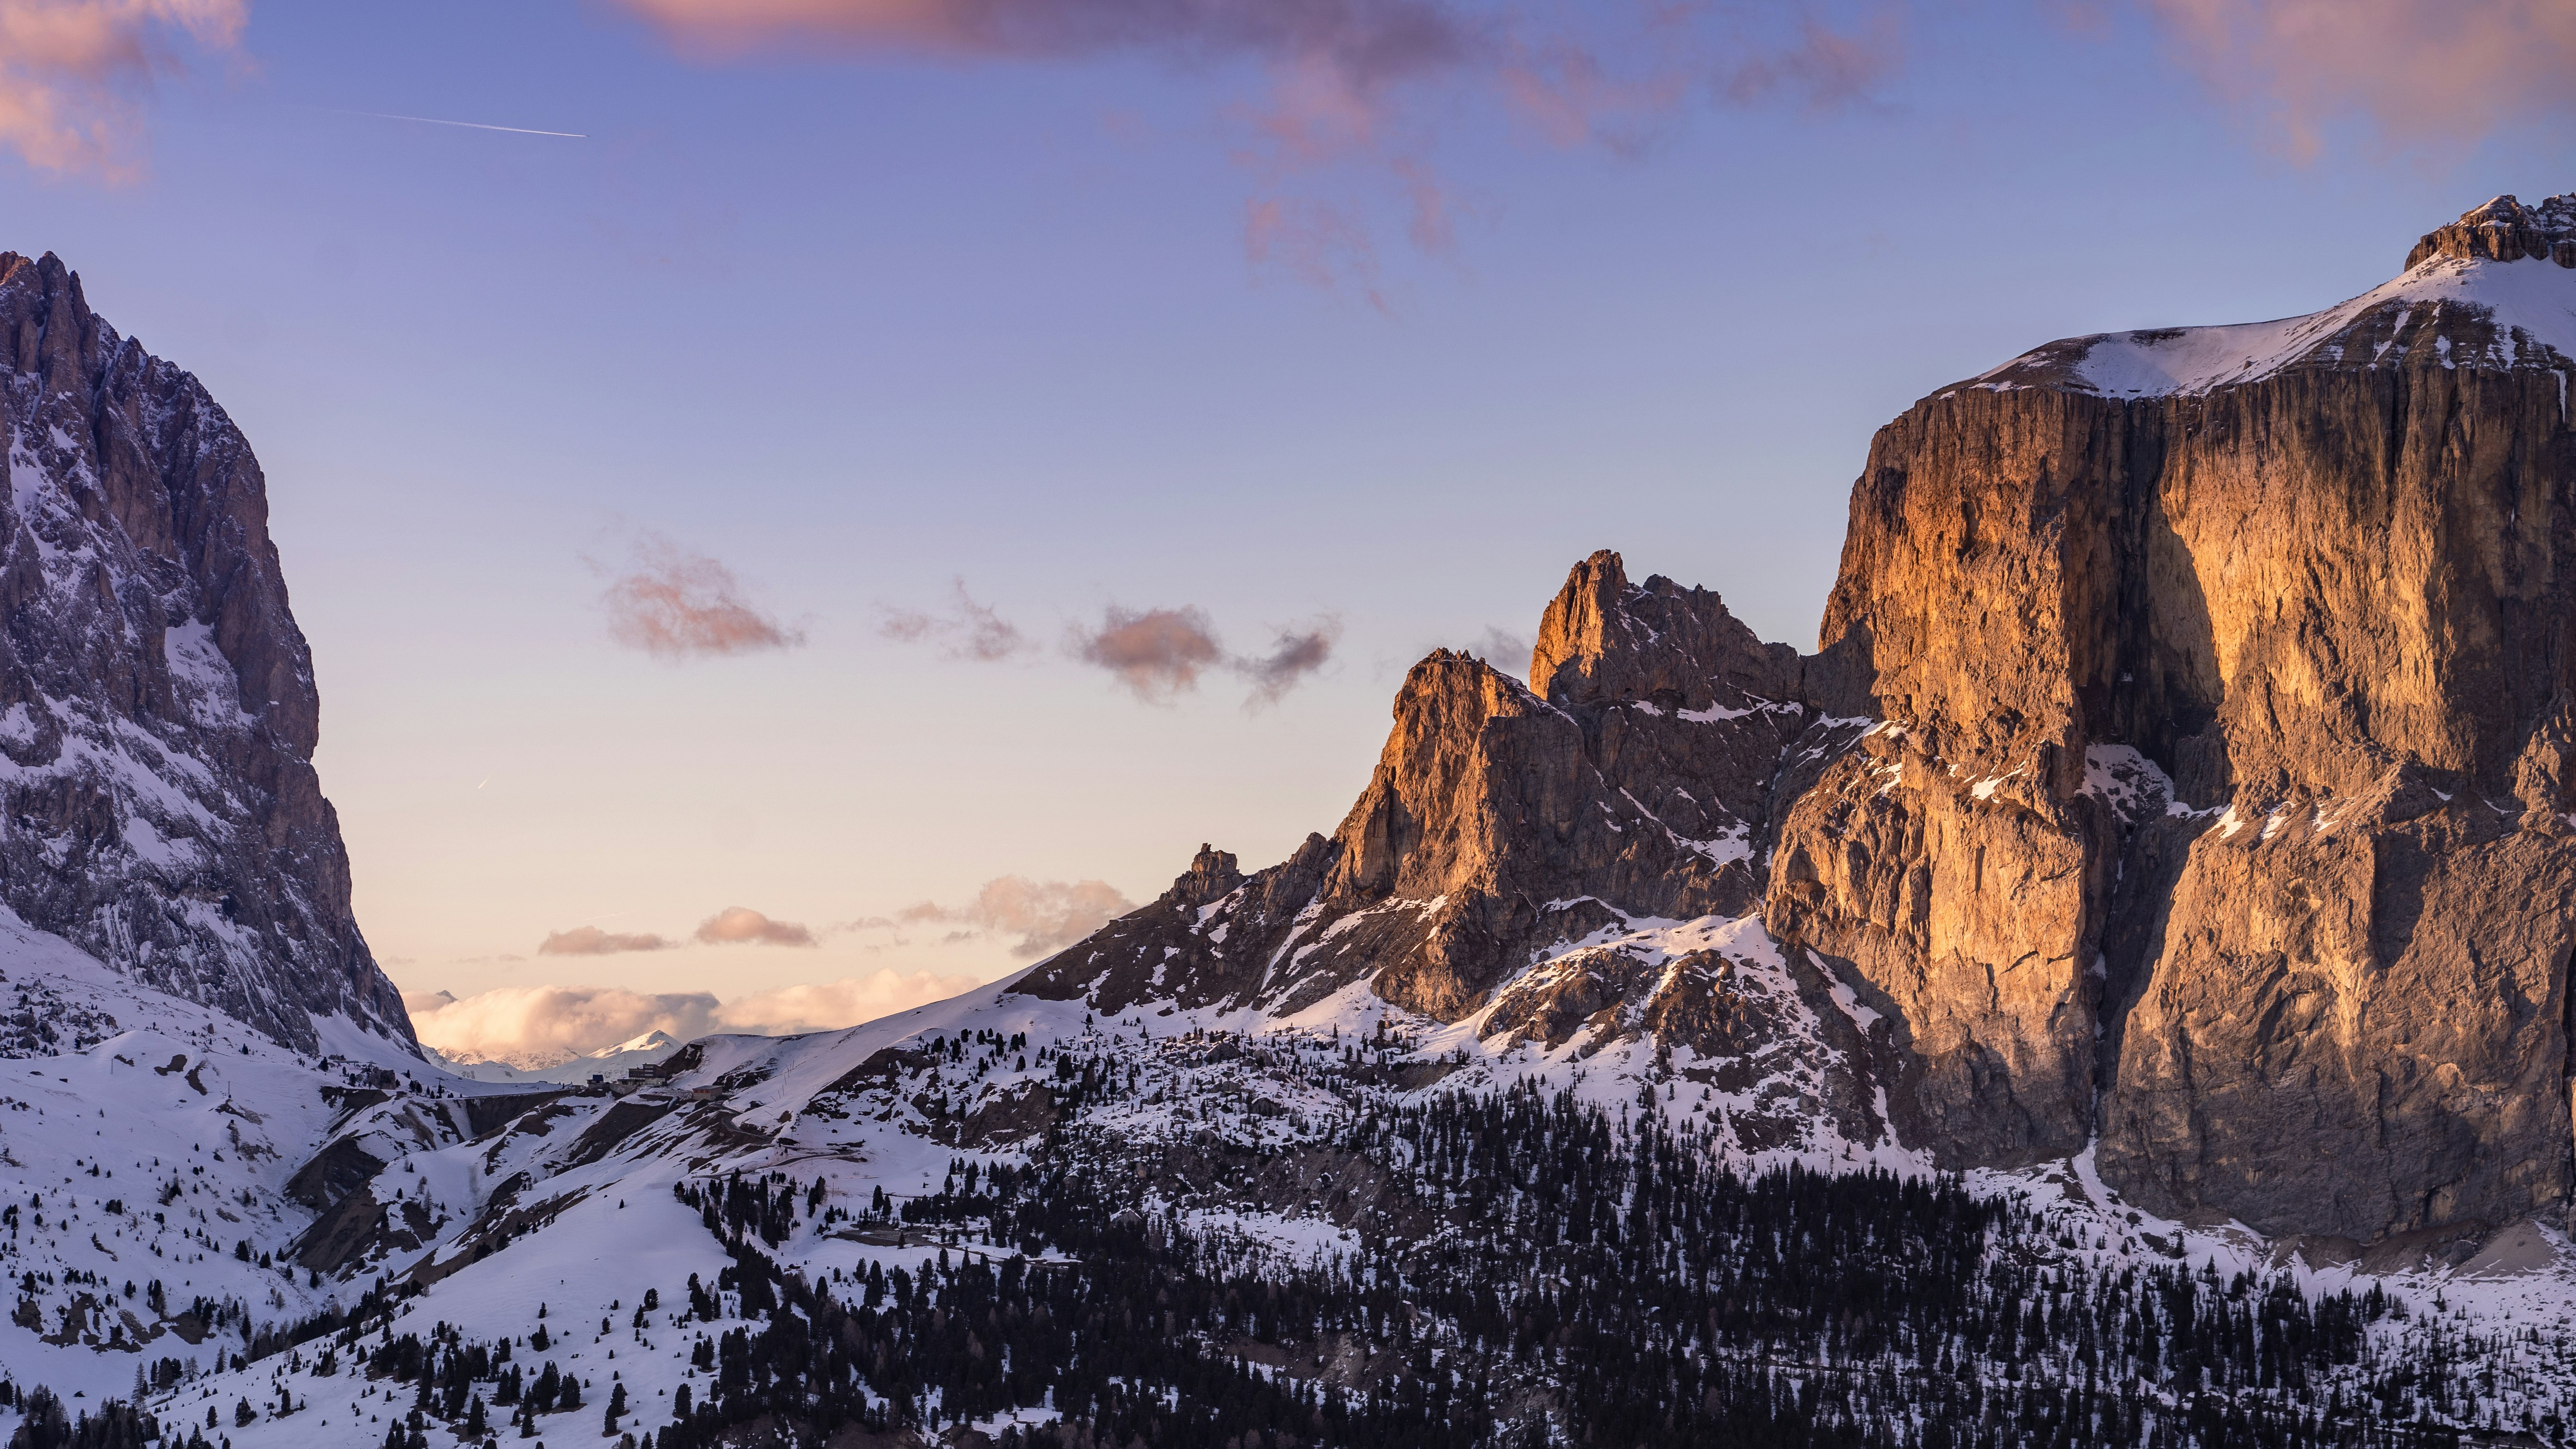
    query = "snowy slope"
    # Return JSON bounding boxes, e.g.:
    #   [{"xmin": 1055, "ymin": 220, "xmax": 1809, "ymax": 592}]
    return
[
  {"xmin": 0, "ymin": 899, "xmax": 2568, "ymax": 1445},
  {"xmin": 1966, "ymin": 249, "xmax": 2576, "ymax": 397}
]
